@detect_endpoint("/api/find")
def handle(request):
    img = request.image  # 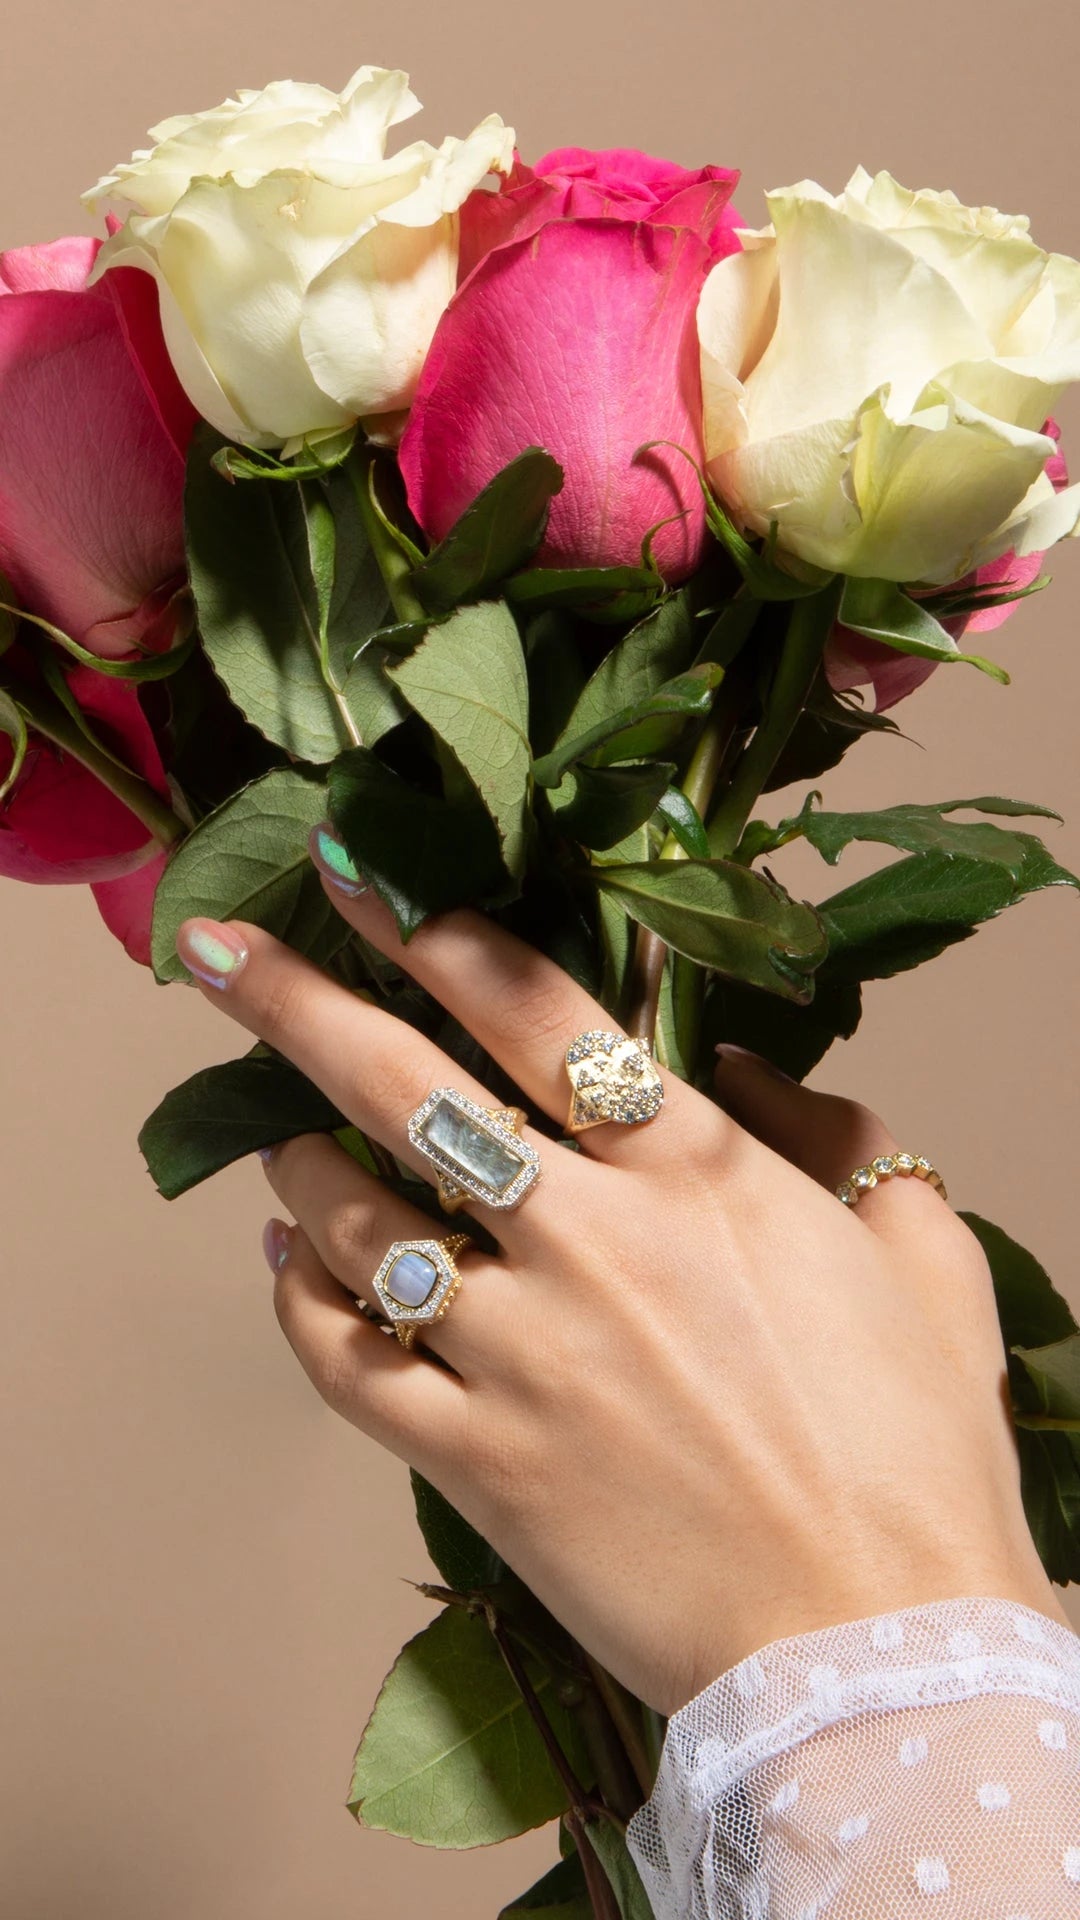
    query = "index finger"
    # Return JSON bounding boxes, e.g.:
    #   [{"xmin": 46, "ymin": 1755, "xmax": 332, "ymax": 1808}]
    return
[{"xmin": 308, "ymin": 823, "xmax": 728, "ymax": 1169}]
